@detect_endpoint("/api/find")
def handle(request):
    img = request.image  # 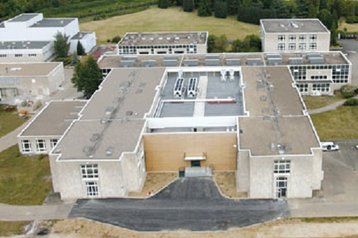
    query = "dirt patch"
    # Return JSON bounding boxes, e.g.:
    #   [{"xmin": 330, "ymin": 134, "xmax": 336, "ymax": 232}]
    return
[
  {"xmin": 213, "ymin": 172, "xmax": 247, "ymax": 199},
  {"xmin": 128, "ymin": 172, "xmax": 177, "ymax": 197},
  {"xmin": 51, "ymin": 218, "xmax": 358, "ymax": 238}
]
